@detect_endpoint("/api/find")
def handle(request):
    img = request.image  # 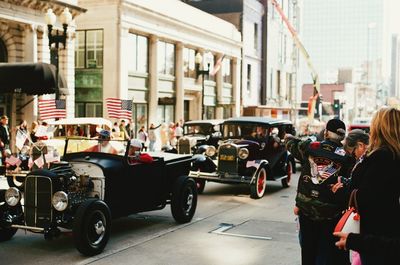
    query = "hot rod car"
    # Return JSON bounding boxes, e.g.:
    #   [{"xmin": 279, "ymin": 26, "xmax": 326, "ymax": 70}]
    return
[
  {"xmin": 0, "ymin": 138, "xmax": 197, "ymax": 256},
  {"xmin": 189, "ymin": 117, "xmax": 296, "ymax": 198}
]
